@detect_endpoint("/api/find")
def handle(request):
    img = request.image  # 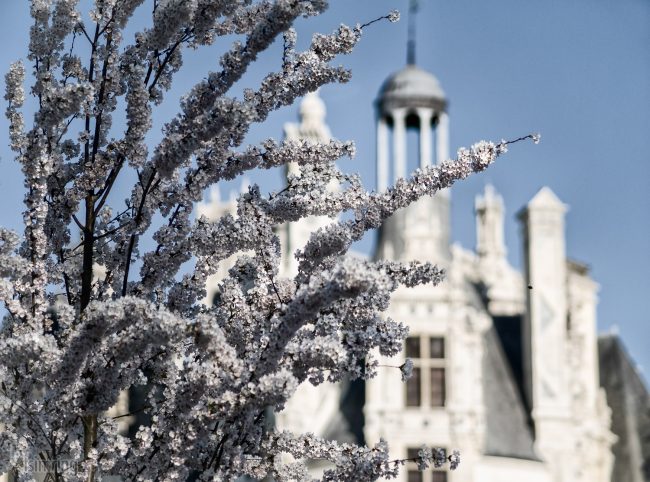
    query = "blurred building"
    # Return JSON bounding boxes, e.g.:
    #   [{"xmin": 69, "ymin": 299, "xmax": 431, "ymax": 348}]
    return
[{"xmin": 199, "ymin": 64, "xmax": 649, "ymax": 482}]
